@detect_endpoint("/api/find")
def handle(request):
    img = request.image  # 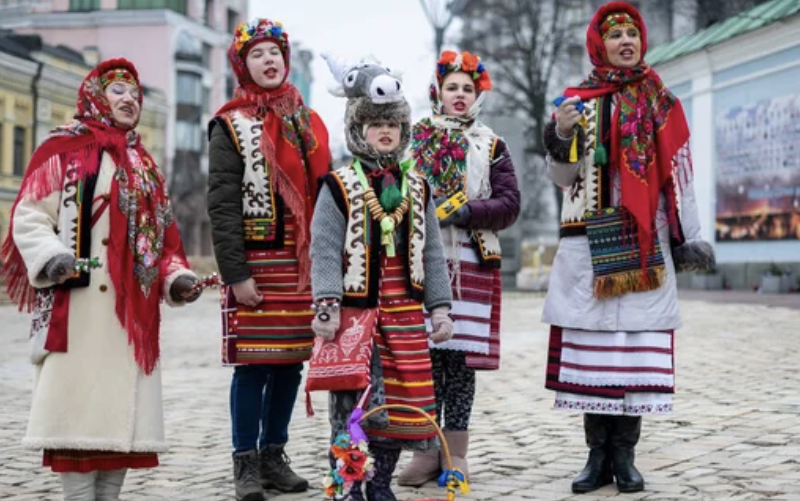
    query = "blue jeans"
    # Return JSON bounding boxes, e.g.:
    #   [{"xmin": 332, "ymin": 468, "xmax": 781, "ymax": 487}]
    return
[{"xmin": 230, "ymin": 363, "xmax": 303, "ymax": 454}]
